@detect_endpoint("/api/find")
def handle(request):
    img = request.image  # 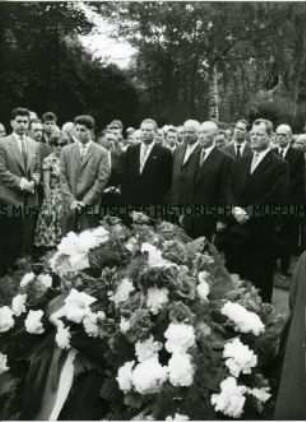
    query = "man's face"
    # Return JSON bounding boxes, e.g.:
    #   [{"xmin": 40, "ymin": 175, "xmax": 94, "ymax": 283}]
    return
[
  {"xmin": 215, "ymin": 134, "xmax": 226, "ymax": 149},
  {"xmin": 166, "ymin": 132, "xmax": 178, "ymax": 147},
  {"xmin": 294, "ymin": 136, "xmax": 306, "ymax": 153},
  {"xmin": 0, "ymin": 124, "xmax": 6, "ymax": 138},
  {"xmin": 140, "ymin": 122, "xmax": 156, "ymax": 144},
  {"xmin": 276, "ymin": 126, "xmax": 291, "ymax": 148},
  {"xmin": 198, "ymin": 126, "xmax": 215, "ymax": 149},
  {"xmin": 75, "ymin": 124, "xmax": 91, "ymax": 144},
  {"xmin": 29, "ymin": 122, "xmax": 43, "ymax": 142},
  {"xmin": 44, "ymin": 120, "xmax": 56, "ymax": 135},
  {"xmin": 233, "ymin": 122, "xmax": 247, "ymax": 143},
  {"xmin": 250, "ymin": 123, "xmax": 270, "ymax": 151},
  {"xmin": 103, "ymin": 133, "xmax": 117, "ymax": 150},
  {"xmin": 11, "ymin": 115, "xmax": 29, "ymax": 136},
  {"xmin": 111, "ymin": 128, "xmax": 122, "ymax": 141},
  {"xmin": 183, "ymin": 126, "xmax": 198, "ymax": 145}
]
